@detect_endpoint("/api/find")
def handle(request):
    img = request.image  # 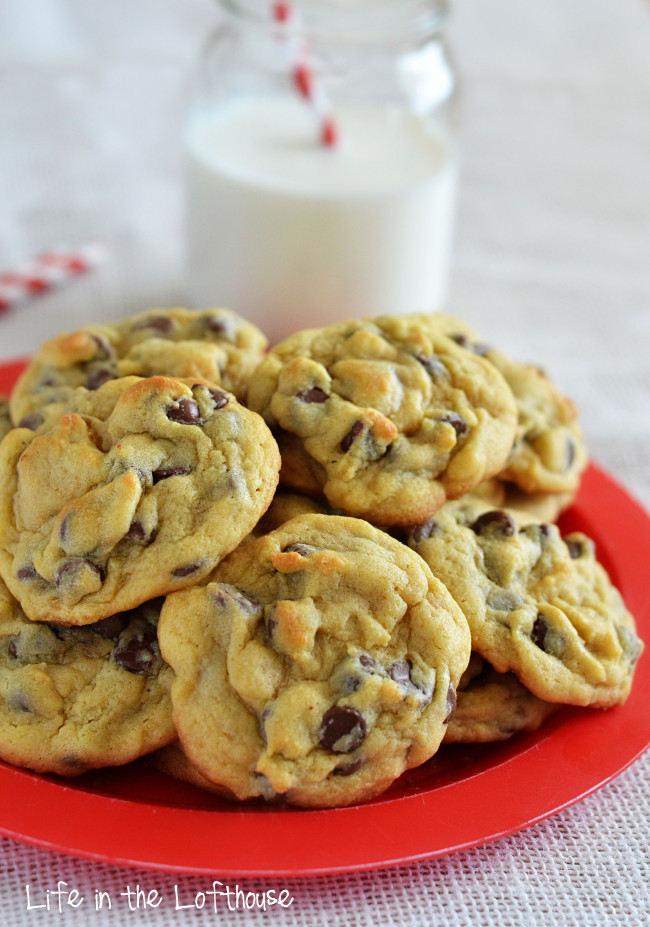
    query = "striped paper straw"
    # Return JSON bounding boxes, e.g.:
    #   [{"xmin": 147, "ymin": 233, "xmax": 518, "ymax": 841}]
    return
[
  {"xmin": 0, "ymin": 243, "xmax": 109, "ymax": 315},
  {"xmin": 272, "ymin": 2, "xmax": 340, "ymax": 147}
]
